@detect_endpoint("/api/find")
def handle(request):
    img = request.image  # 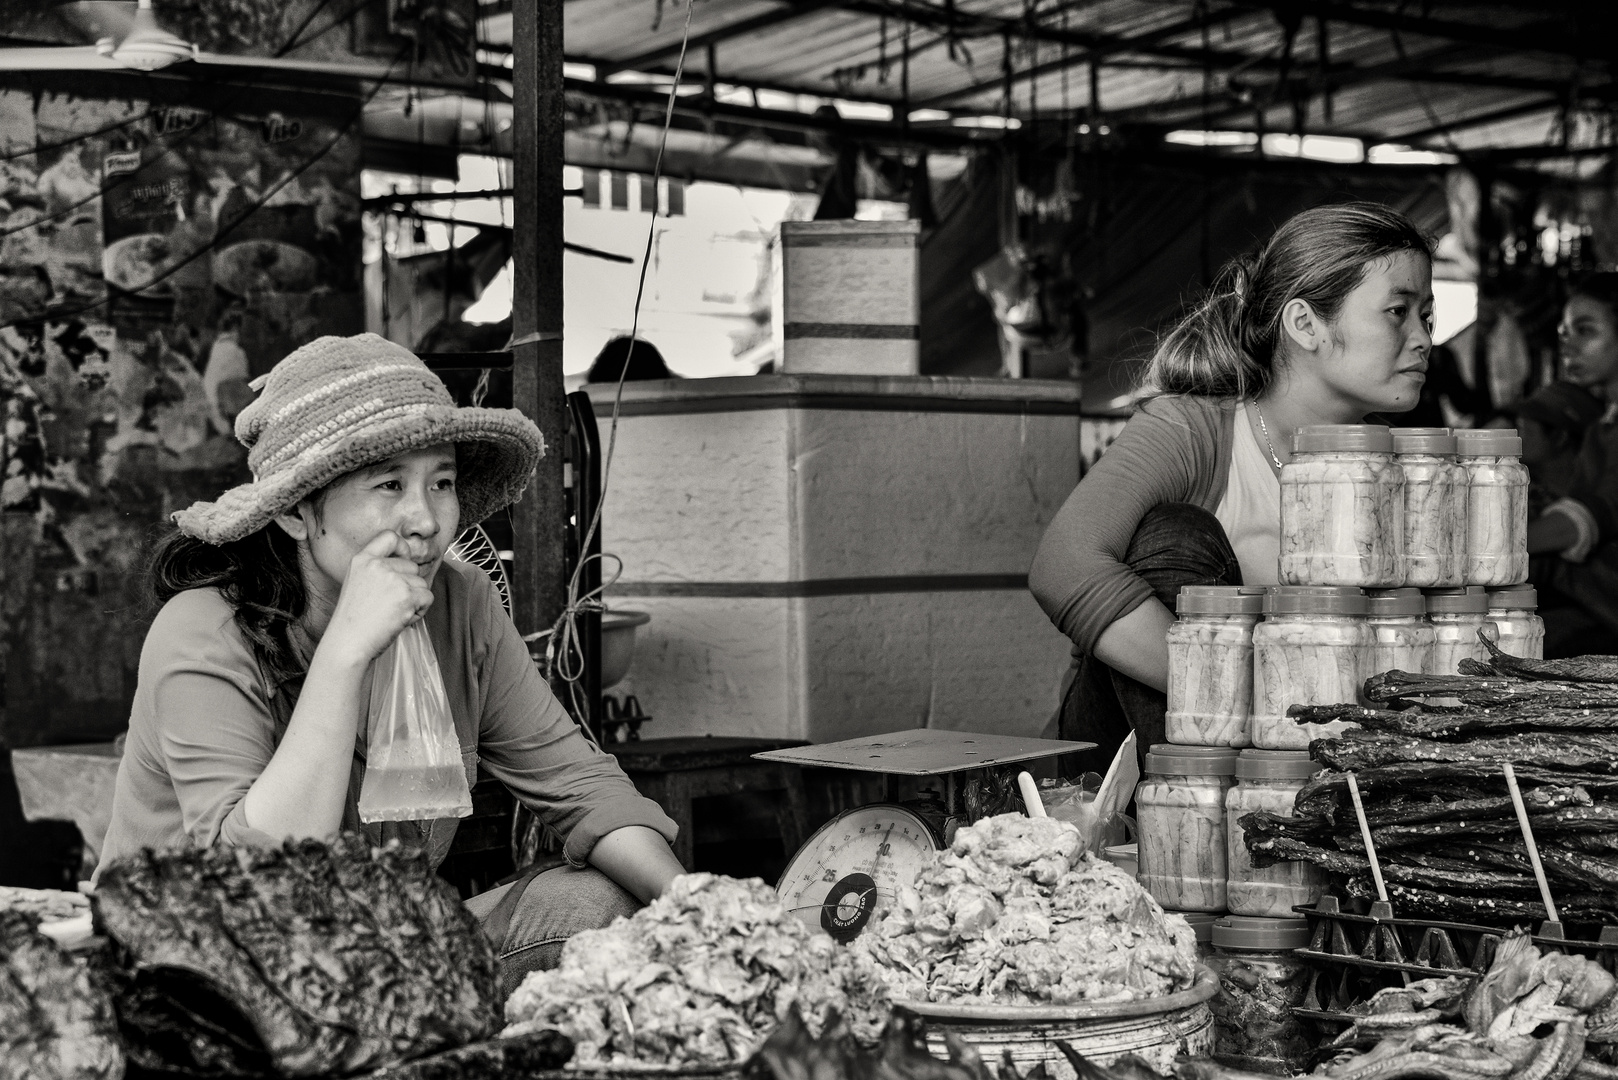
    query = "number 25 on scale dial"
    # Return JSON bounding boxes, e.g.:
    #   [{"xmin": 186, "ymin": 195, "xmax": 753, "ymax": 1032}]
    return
[{"xmin": 774, "ymin": 805, "xmax": 940, "ymax": 943}]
